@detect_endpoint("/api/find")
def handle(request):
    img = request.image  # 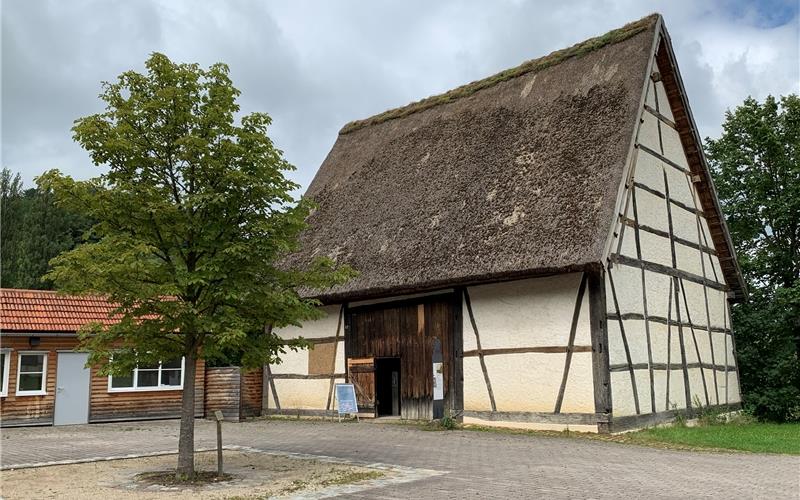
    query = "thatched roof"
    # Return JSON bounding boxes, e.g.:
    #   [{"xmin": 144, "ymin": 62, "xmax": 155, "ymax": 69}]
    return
[{"xmin": 289, "ymin": 14, "xmax": 743, "ymax": 302}]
